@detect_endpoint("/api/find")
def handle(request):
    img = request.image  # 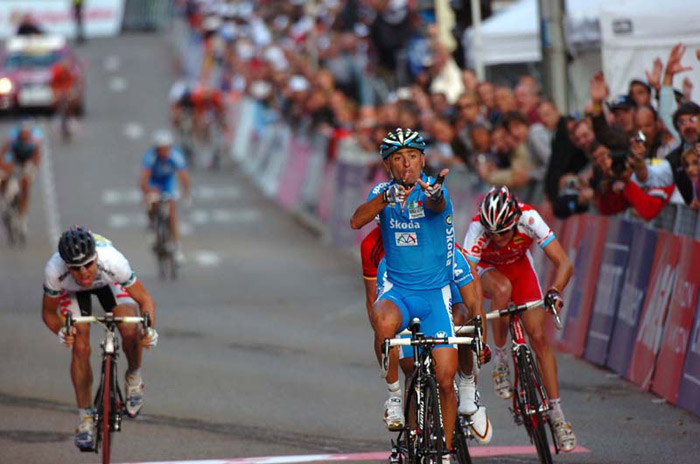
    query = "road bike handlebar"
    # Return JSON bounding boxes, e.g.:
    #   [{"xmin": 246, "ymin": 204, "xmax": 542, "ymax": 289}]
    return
[
  {"xmin": 454, "ymin": 298, "xmax": 562, "ymax": 334},
  {"xmin": 65, "ymin": 312, "xmax": 151, "ymax": 330}
]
